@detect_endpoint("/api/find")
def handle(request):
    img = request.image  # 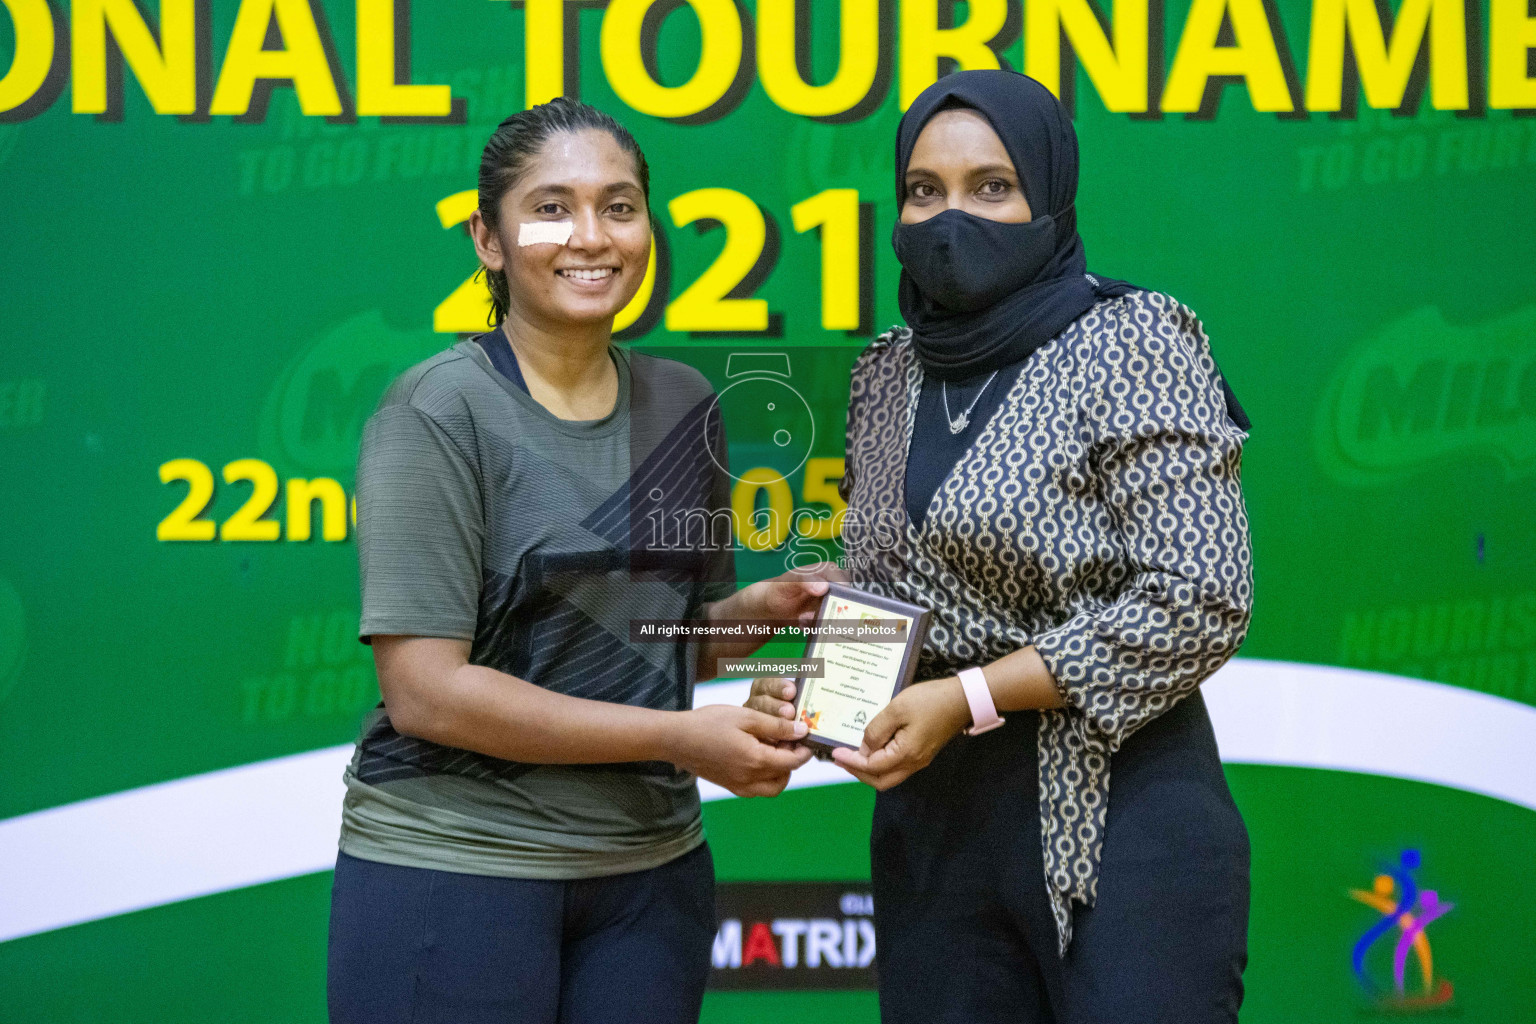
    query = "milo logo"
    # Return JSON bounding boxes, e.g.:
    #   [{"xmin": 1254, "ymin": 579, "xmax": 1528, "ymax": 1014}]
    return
[
  {"xmin": 1316, "ymin": 305, "xmax": 1536, "ymax": 484},
  {"xmin": 259, "ymin": 311, "xmax": 446, "ymax": 474}
]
